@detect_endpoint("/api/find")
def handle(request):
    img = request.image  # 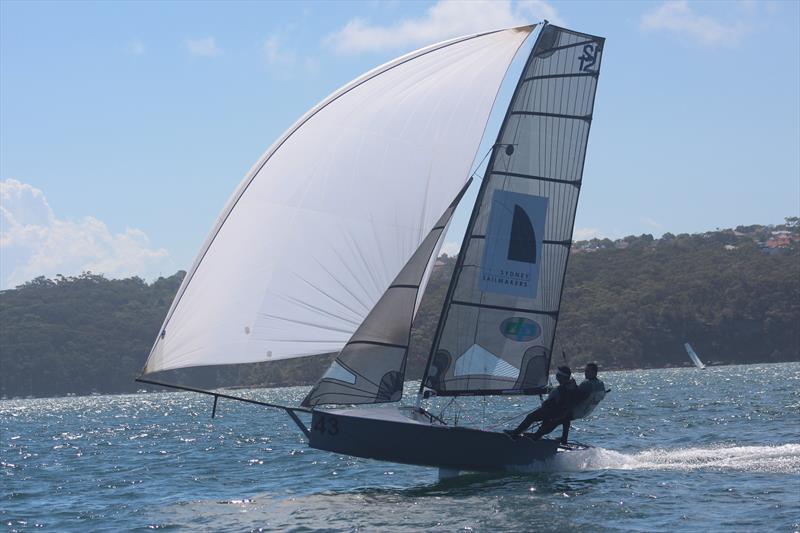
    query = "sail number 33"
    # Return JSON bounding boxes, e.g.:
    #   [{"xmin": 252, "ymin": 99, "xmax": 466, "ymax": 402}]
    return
[{"xmin": 312, "ymin": 415, "xmax": 339, "ymax": 436}]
